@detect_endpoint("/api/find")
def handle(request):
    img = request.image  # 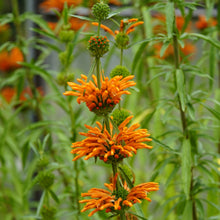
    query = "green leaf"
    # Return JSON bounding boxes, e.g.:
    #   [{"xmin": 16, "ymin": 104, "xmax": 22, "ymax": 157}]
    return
[
  {"xmin": 185, "ymin": 33, "xmax": 220, "ymax": 49},
  {"xmin": 131, "ymin": 41, "xmax": 149, "ymax": 73},
  {"xmin": 107, "ymin": 12, "xmax": 120, "ymax": 19},
  {"xmin": 176, "ymin": 69, "xmax": 186, "ymax": 111},
  {"xmin": 151, "ymin": 137, "xmax": 179, "ymax": 153},
  {"xmin": 209, "ymin": 44, "xmax": 216, "ymax": 89},
  {"xmin": 118, "ymin": 166, "xmax": 133, "ymax": 188},
  {"xmin": 128, "ymin": 211, "xmax": 148, "ymax": 220},
  {"xmin": 165, "ymin": 2, "xmax": 174, "ymax": 38},
  {"xmin": 36, "ymin": 190, "xmax": 46, "ymax": 216},
  {"xmin": 181, "ymin": 139, "xmax": 191, "ymax": 199},
  {"xmin": 48, "ymin": 189, "xmax": 60, "ymax": 204},
  {"xmin": 202, "ymin": 103, "xmax": 220, "ymax": 120},
  {"xmin": 69, "ymin": 14, "xmax": 95, "ymax": 21},
  {"xmin": 160, "ymin": 41, "xmax": 171, "ymax": 58},
  {"xmin": 182, "ymin": 200, "xmax": 192, "ymax": 220}
]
